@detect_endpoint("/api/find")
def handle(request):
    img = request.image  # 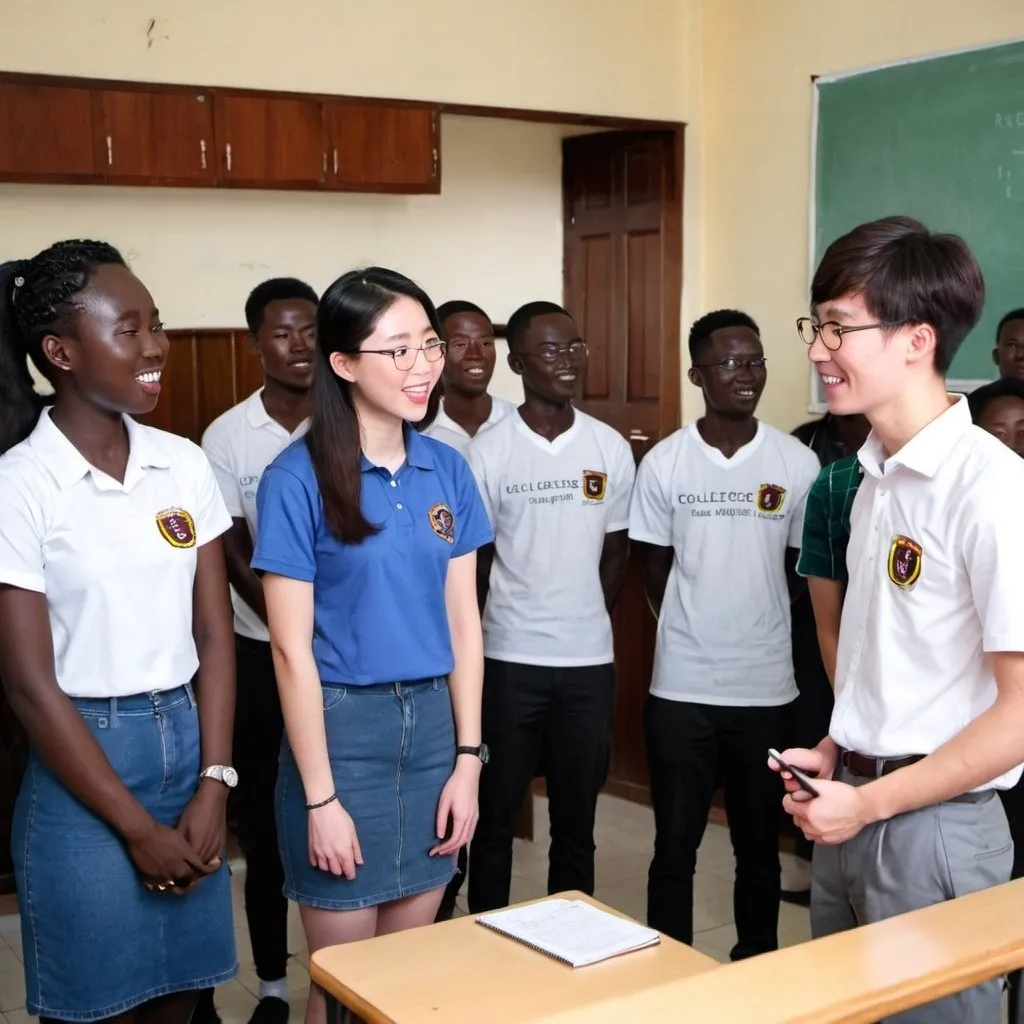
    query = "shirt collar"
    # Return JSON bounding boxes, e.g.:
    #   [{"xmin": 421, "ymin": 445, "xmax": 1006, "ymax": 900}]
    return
[
  {"xmin": 244, "ymin": 388, "xmax": 309, "ymax": 437},
  {"xmin": 360, "ymin": 422, "xmax": 436, "ymax": 473},
  {"xmin": 430, "ymin": 404, "xmax": 465, "ymax": 438},
  {"xmin": 858, "ymin": 394, "xmax": 971, "ymax": 480}
]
